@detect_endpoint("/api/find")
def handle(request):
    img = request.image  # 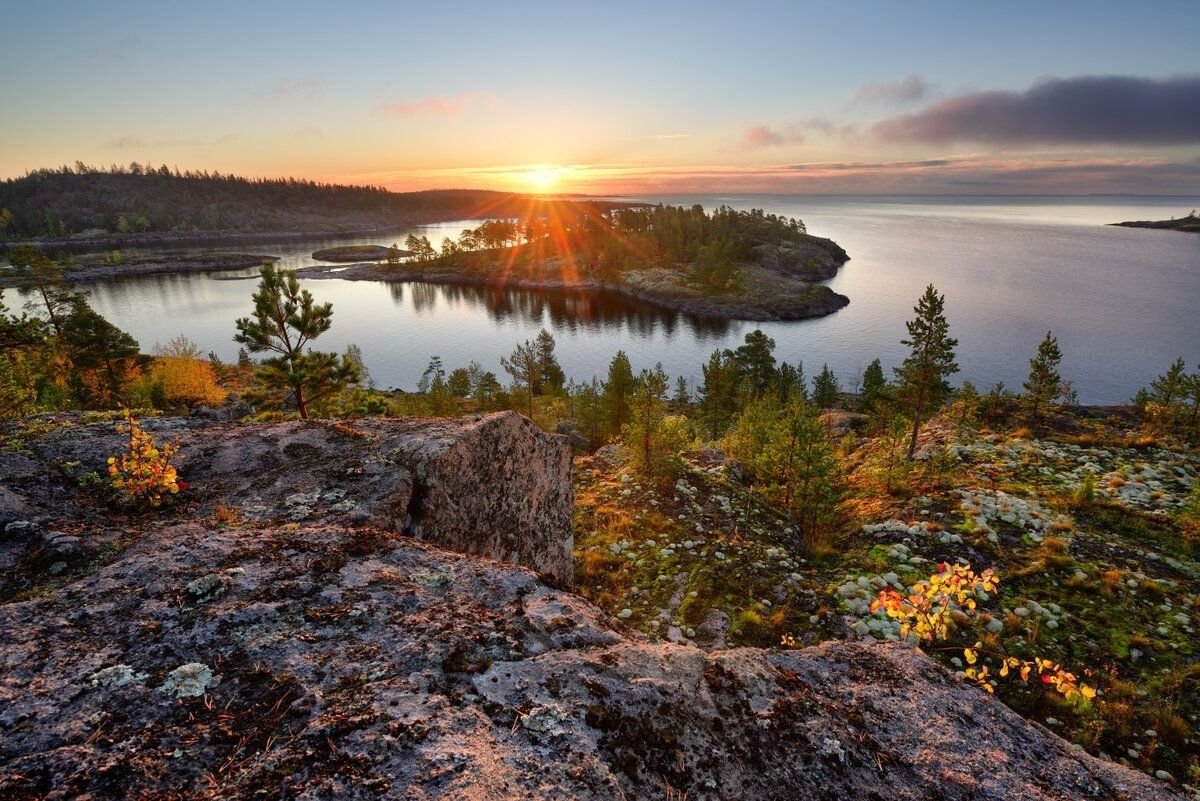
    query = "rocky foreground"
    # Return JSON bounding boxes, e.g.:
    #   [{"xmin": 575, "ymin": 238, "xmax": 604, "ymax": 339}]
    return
[{"xmin": 0, "ymin": 413, "xmax": 1183, "ymax": 799}]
